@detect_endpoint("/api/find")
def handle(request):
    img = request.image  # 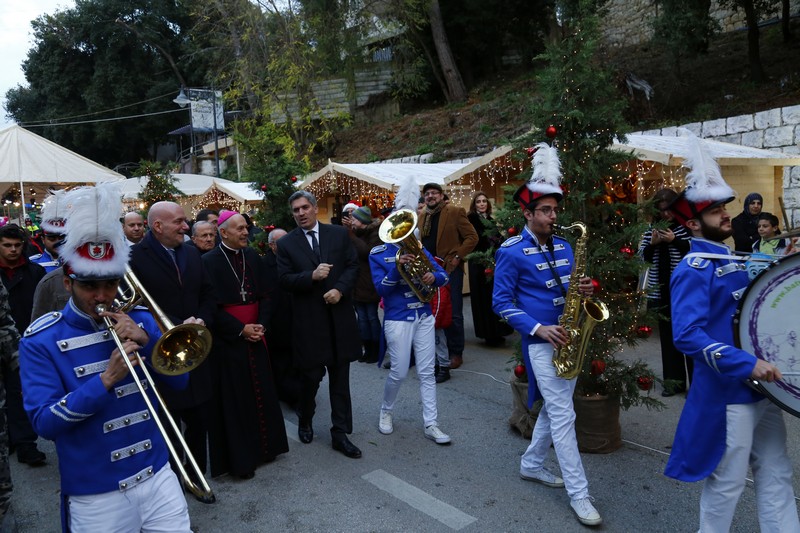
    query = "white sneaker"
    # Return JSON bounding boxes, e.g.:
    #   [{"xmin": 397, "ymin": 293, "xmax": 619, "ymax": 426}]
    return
[
  {"xmin": 378, "ymin": 410, "xmax": 393, "ymax": 435},
  {"xmin": 570, "ymin": 497, "xmax": 602, "ymax": 526},
  {"xmin": 424, "ymin": 425, "xmax": 451, "ymax": 444},
  {"xmin": 519, "ymin": 467, "xmax": 565, "ymax": 488}
]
